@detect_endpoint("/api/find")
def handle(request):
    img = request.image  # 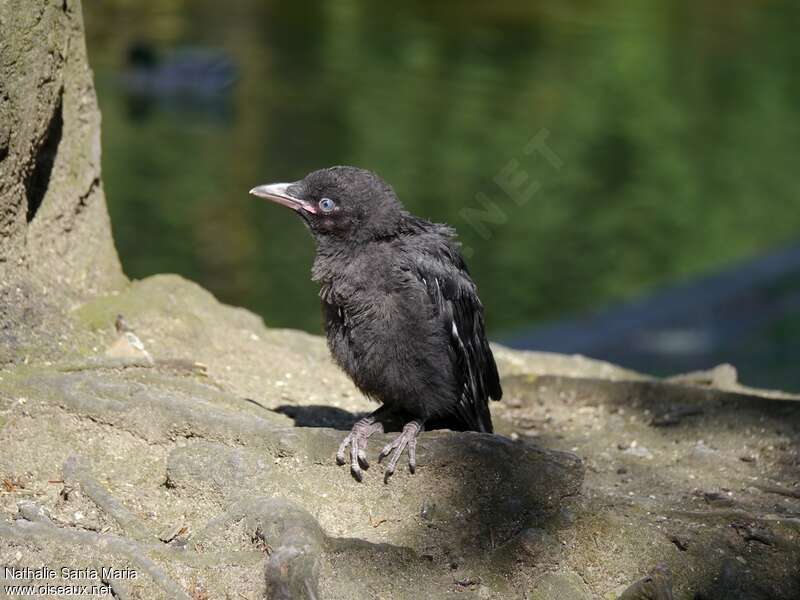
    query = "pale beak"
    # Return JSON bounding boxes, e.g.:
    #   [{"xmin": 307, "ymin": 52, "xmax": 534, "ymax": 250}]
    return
[{"xmin": 249, "ymin": 182, "xmax": 317, "ymax": 214}]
